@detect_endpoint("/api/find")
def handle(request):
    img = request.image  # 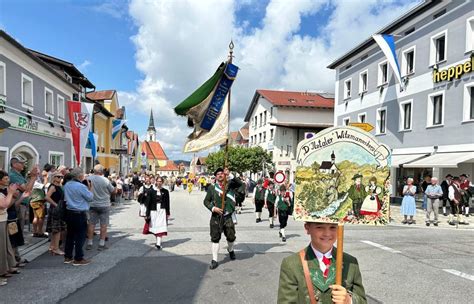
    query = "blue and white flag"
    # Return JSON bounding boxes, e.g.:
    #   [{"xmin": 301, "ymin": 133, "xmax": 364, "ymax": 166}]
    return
[
  {"xmin": 373, "ymin": 34, "xmax": 404, "ymax": 89},
  {"xmin": 112, "ymin": 119, "xmax": 127, "ymax": 140},
  {"xmin": 88, "ymin": 131, "xmax": 98, "ymax": 159}
]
